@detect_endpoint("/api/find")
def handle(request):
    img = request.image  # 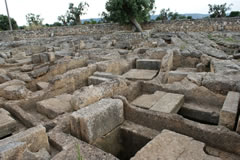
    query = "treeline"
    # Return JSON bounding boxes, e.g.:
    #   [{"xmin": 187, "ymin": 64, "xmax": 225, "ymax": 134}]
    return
[{"xmin": 1, "ymin": 1, "xmax": 240, "ymax": 31}]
